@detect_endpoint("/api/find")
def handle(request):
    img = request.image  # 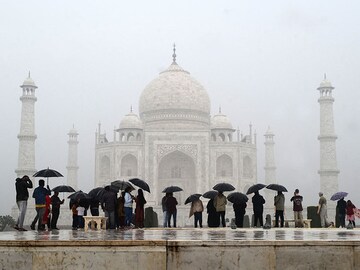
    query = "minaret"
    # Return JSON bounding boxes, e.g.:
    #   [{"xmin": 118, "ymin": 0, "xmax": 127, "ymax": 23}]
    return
[
  {"xmin": 264, "ymin": 127, "xmax": 276, "ymax": 207},
  {"xmin": 15, "ymin": 73, "xmax": 37, "ymax": 178},
  {"xmin": 317, "ymin": 75, "xmax": 339, "ymax": 198},
  {"xmin": 66, "ymin": 126, "xmax": 79, "ymax": 190}
]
